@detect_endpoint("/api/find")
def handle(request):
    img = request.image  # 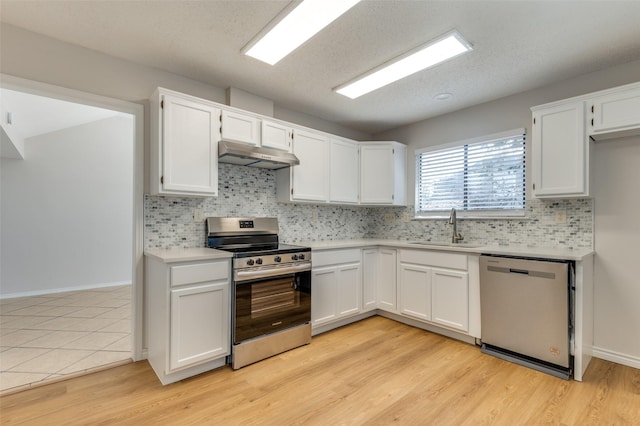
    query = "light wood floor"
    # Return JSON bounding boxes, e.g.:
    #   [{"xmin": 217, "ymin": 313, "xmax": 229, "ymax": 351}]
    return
[{"xmin": 1, "ymin": 316, "xmax": 638, "ymax": 425}]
